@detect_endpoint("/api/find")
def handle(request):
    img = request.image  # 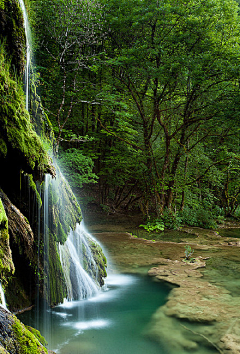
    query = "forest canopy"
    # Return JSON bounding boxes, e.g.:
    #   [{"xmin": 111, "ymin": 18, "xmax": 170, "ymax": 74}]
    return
[{"xmin": 30, "ymin": 0, "xmax": 240, "ymax": 227}]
